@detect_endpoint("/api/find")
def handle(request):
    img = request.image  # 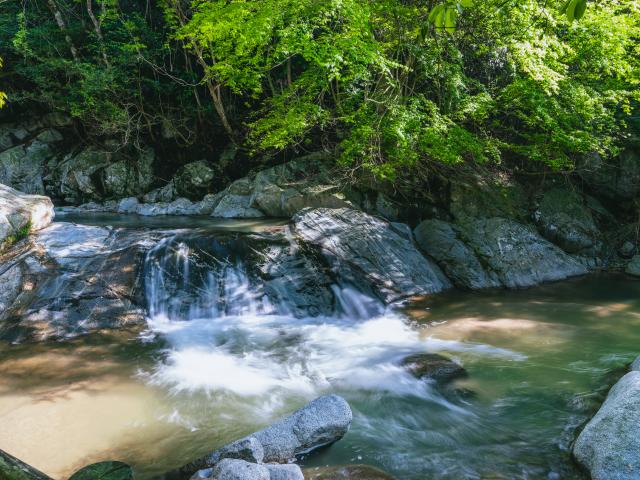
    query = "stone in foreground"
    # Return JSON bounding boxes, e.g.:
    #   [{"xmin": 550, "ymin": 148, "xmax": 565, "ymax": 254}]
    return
[
  {"xmin": 190, "ymin": 460, "xmax": 304, "ymax": 480},
  {"xmin": 573, "ymin": 363, "xmax": 640, "ymax": 480},
  {"xmin": 169, "ymin": 395, "xmax": 352, "ymax": 479}
]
